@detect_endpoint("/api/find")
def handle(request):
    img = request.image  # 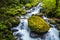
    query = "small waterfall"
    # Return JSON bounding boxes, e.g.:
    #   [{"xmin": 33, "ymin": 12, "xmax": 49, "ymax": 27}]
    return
[
  {"xmin": 42, "ymin": 14, "xmax": 59, "ymax": 40},
  {"xmin": 42, "ymin": 14, "xmax": 49, "ymax": 23},
  {"xmin": 45, "ymin": 28, "xmax": 59, "ymax": 40},
  {"xmin": 11, "ymin": 3, "xmax": 60, "ymax": 40}
]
